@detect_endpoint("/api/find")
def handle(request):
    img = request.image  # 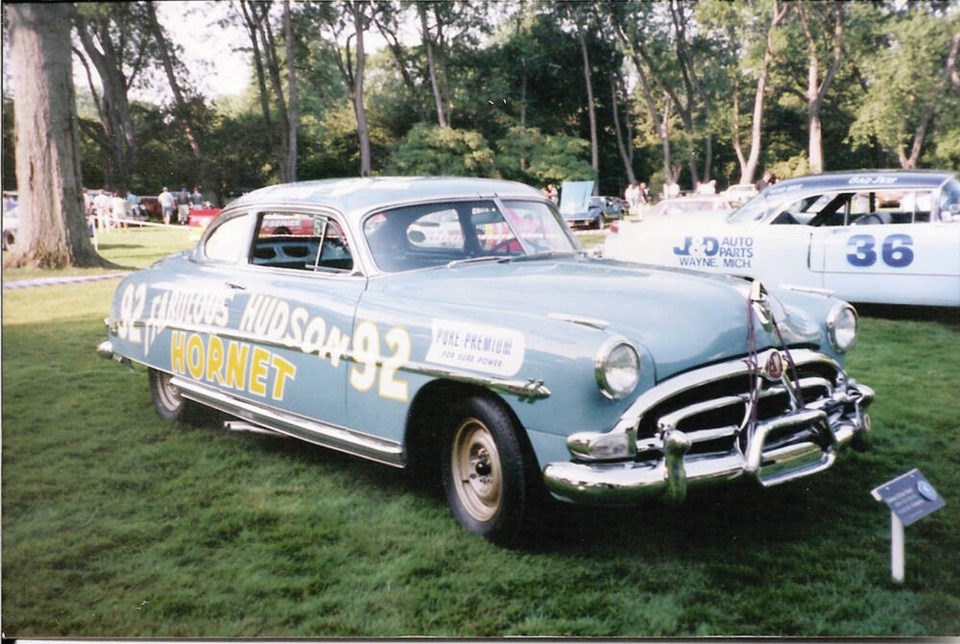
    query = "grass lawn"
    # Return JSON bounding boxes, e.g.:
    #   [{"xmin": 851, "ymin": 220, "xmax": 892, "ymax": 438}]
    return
[
  {"xmin": 2, "ymin": 225, "xmax": 196, "ymax": 281},
  {"xmin": 2, "ymin": 232, "xmax": 959, "ymax": 637}
]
